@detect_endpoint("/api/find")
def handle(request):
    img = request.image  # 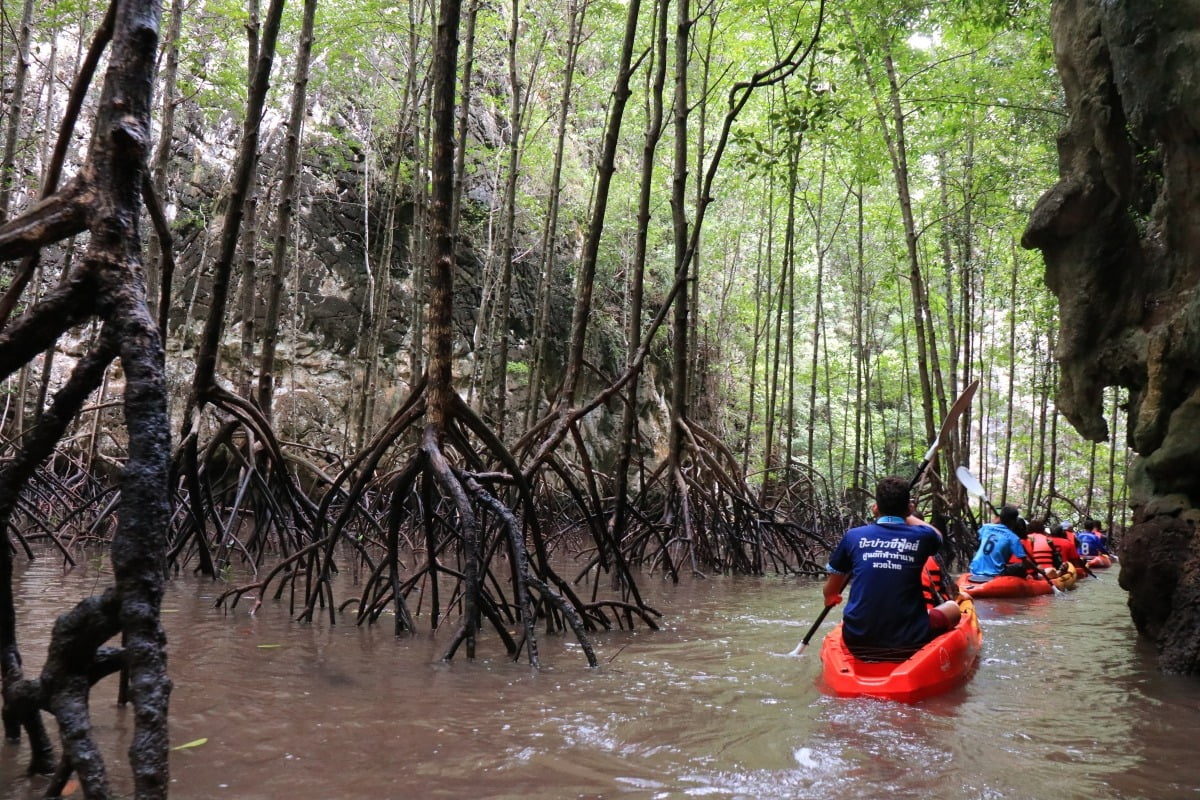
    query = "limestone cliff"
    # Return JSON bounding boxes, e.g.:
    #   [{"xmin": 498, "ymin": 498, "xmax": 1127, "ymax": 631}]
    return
[{"xmin": 1022, "ymin": 0, "xmax": 1200, "ymax": 672}]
